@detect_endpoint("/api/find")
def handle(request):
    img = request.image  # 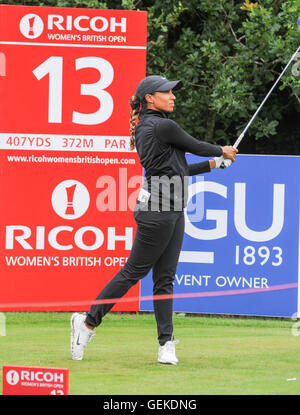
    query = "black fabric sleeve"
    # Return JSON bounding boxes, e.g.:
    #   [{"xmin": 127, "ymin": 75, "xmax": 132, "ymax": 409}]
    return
[
  {"xmin": 188, "ymin": 161, "xmax": 211, "ymax": 176},
  {"xmin": 155, "ymin": 118, "xmax": 223, "ymax": 157}
]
